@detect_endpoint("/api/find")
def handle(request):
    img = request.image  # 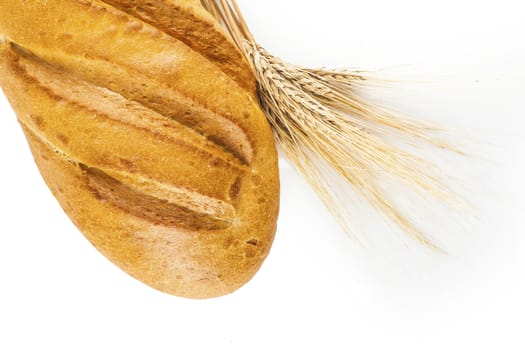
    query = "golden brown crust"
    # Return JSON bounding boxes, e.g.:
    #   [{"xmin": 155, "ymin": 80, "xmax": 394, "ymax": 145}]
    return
[
  {"xmin": 0, "ymin": 0, "xmax": 279, "ymax": 299},
  {"xmin": 100, "ymin": 0, "xmax": 256, "ymax": 92}
]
